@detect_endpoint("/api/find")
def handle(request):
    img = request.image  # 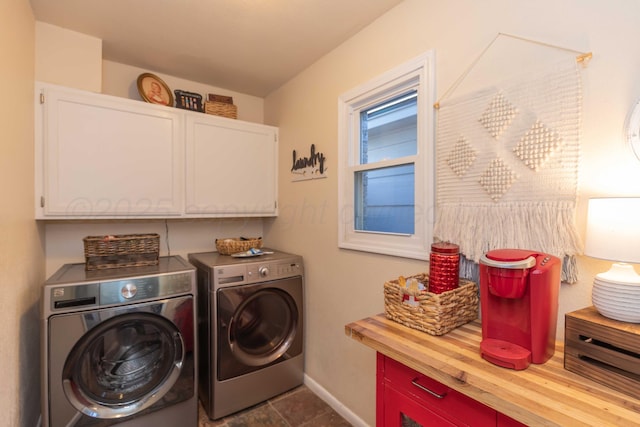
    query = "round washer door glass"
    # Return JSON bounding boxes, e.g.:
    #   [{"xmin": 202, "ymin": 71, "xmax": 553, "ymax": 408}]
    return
[
  {"xmin": 230, "ymin": 288, "xmax": 298, "ymax": 366},
  {"xmin": 62, "ymin": 312, "xmax": 184, "ymax": 419}
]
